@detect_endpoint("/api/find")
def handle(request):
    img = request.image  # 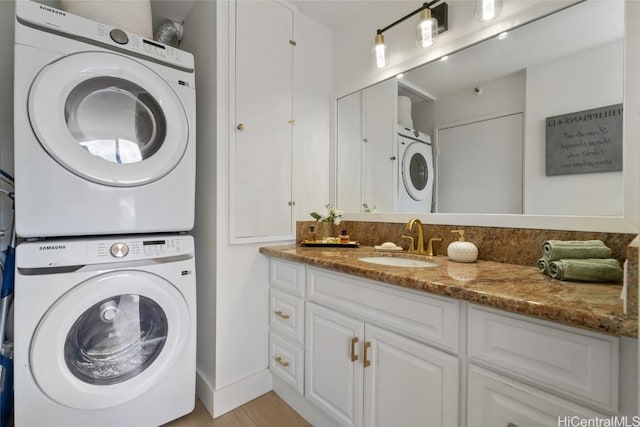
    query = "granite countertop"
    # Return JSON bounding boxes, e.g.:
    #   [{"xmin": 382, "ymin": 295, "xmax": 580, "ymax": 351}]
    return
[{"xmin": 260, "ymin": 244, "xmax": 638, "ymax": 338}]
